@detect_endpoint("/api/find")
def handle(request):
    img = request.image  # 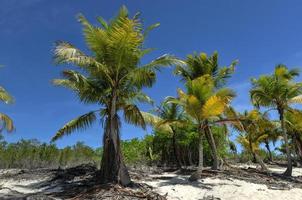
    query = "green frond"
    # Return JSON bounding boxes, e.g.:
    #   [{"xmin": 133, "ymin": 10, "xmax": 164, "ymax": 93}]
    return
[
  {"xmin": 0, "ymin": 113, "xmax": 14, "ymax": 133},
  {"xmin": 97, "ymin": 16, "xmax": 108, "ymax": 29},
  {"xmin": 123, "ymin": 104, "xmax": 146, "ymax": 129},
  {"xmin": 127, "ymin": 68, "xmax": 156, "ymax": 88},
  {"xmin": 52, "ymin": 79, "xmax": 77, "ymax": 91},
  {"xmin": 0, "ymin": 87, "xmax": 13, "ymax": 104},
  {"xmin": 140, "ymin": 54, "xmax": 184, "ymax": 71},
  {"xmin": 126, "ymin": 92, "xmax": 154, "ymax": 105},
  {"xmin": 52, "ymin": 111, "xmax": 97, "ymax": 141},
  {"xmin": 140, "ymin": 111, "xmax": 173, "ymax": 133},
  {"xmin": 143, "ymin": 23, "xmax": 160, "ymax": 38}
]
